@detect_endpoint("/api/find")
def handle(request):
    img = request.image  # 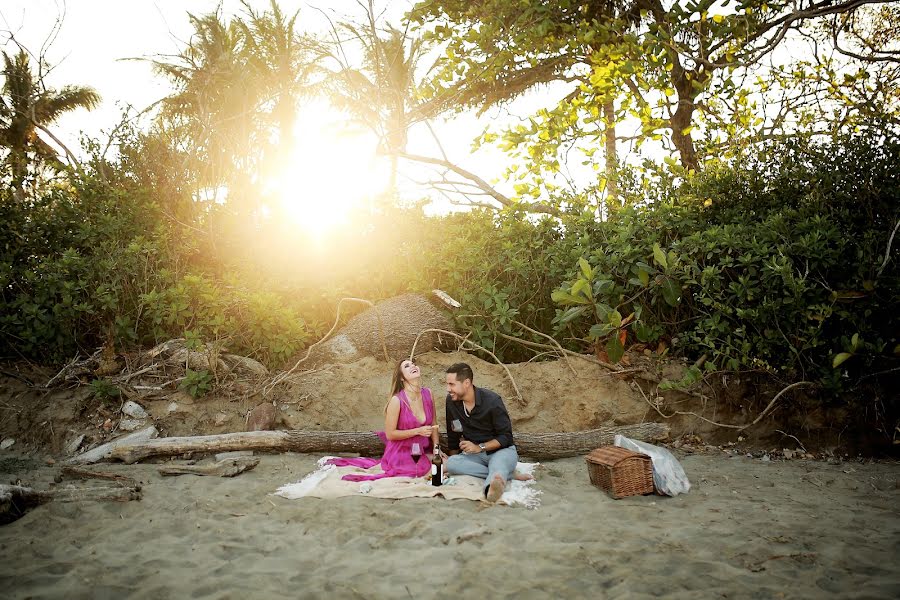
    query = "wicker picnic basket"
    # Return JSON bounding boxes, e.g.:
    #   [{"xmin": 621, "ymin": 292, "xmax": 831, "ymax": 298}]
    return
[{"xmin": 585, "ymin": 446, "xmax": 655, "ymax": 499}]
